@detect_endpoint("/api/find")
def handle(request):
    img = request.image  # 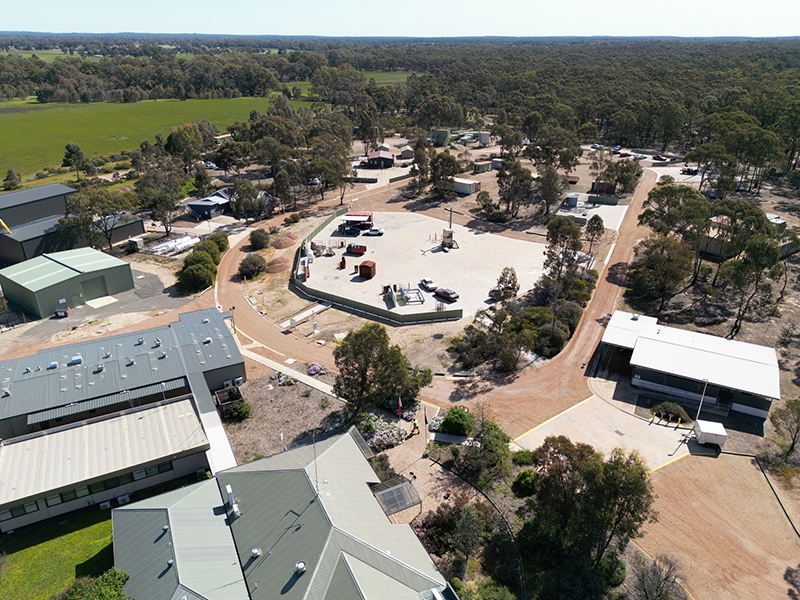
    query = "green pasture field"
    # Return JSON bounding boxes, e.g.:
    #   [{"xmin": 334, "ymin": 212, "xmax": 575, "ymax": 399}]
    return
[
  {"xmin": 0, "ymin": 96, "xmax": 316, "ymax": 178},
  {"xmin": 2, "ymin": 49, "xmax": 100, "ymax": 63}
]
